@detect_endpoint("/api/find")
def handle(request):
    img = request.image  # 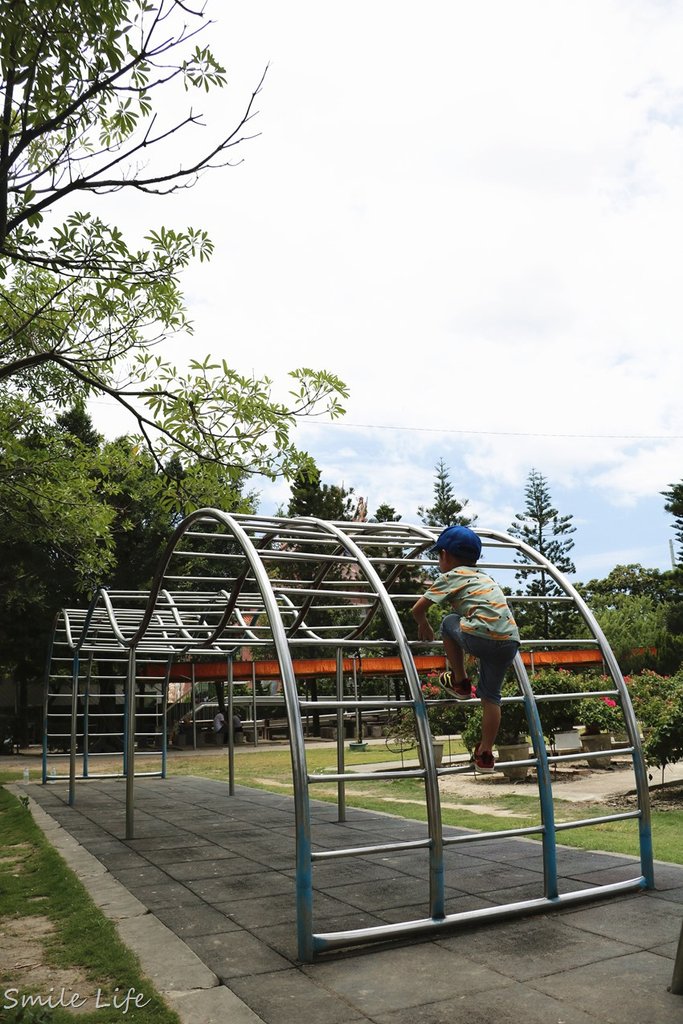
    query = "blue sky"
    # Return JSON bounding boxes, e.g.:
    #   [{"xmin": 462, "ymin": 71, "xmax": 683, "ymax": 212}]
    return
[{"xmin": 91, "ymin": 1, "xmax": 683, "ymax": 580}]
